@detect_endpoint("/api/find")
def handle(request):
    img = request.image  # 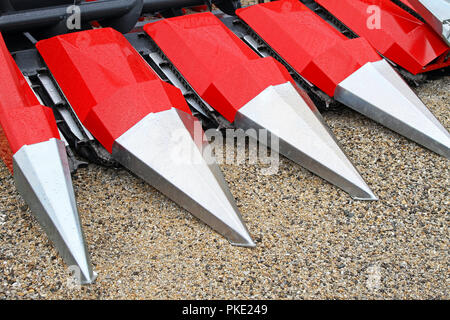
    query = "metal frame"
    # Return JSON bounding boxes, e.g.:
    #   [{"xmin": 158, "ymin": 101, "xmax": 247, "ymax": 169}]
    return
[
  {"xmin": 0, "ymin": 0, "xmax": 143, "ymax": 34},
  {"xmin": 0, "ymin": 0, "xmax": 242, "ymax": 35}
]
